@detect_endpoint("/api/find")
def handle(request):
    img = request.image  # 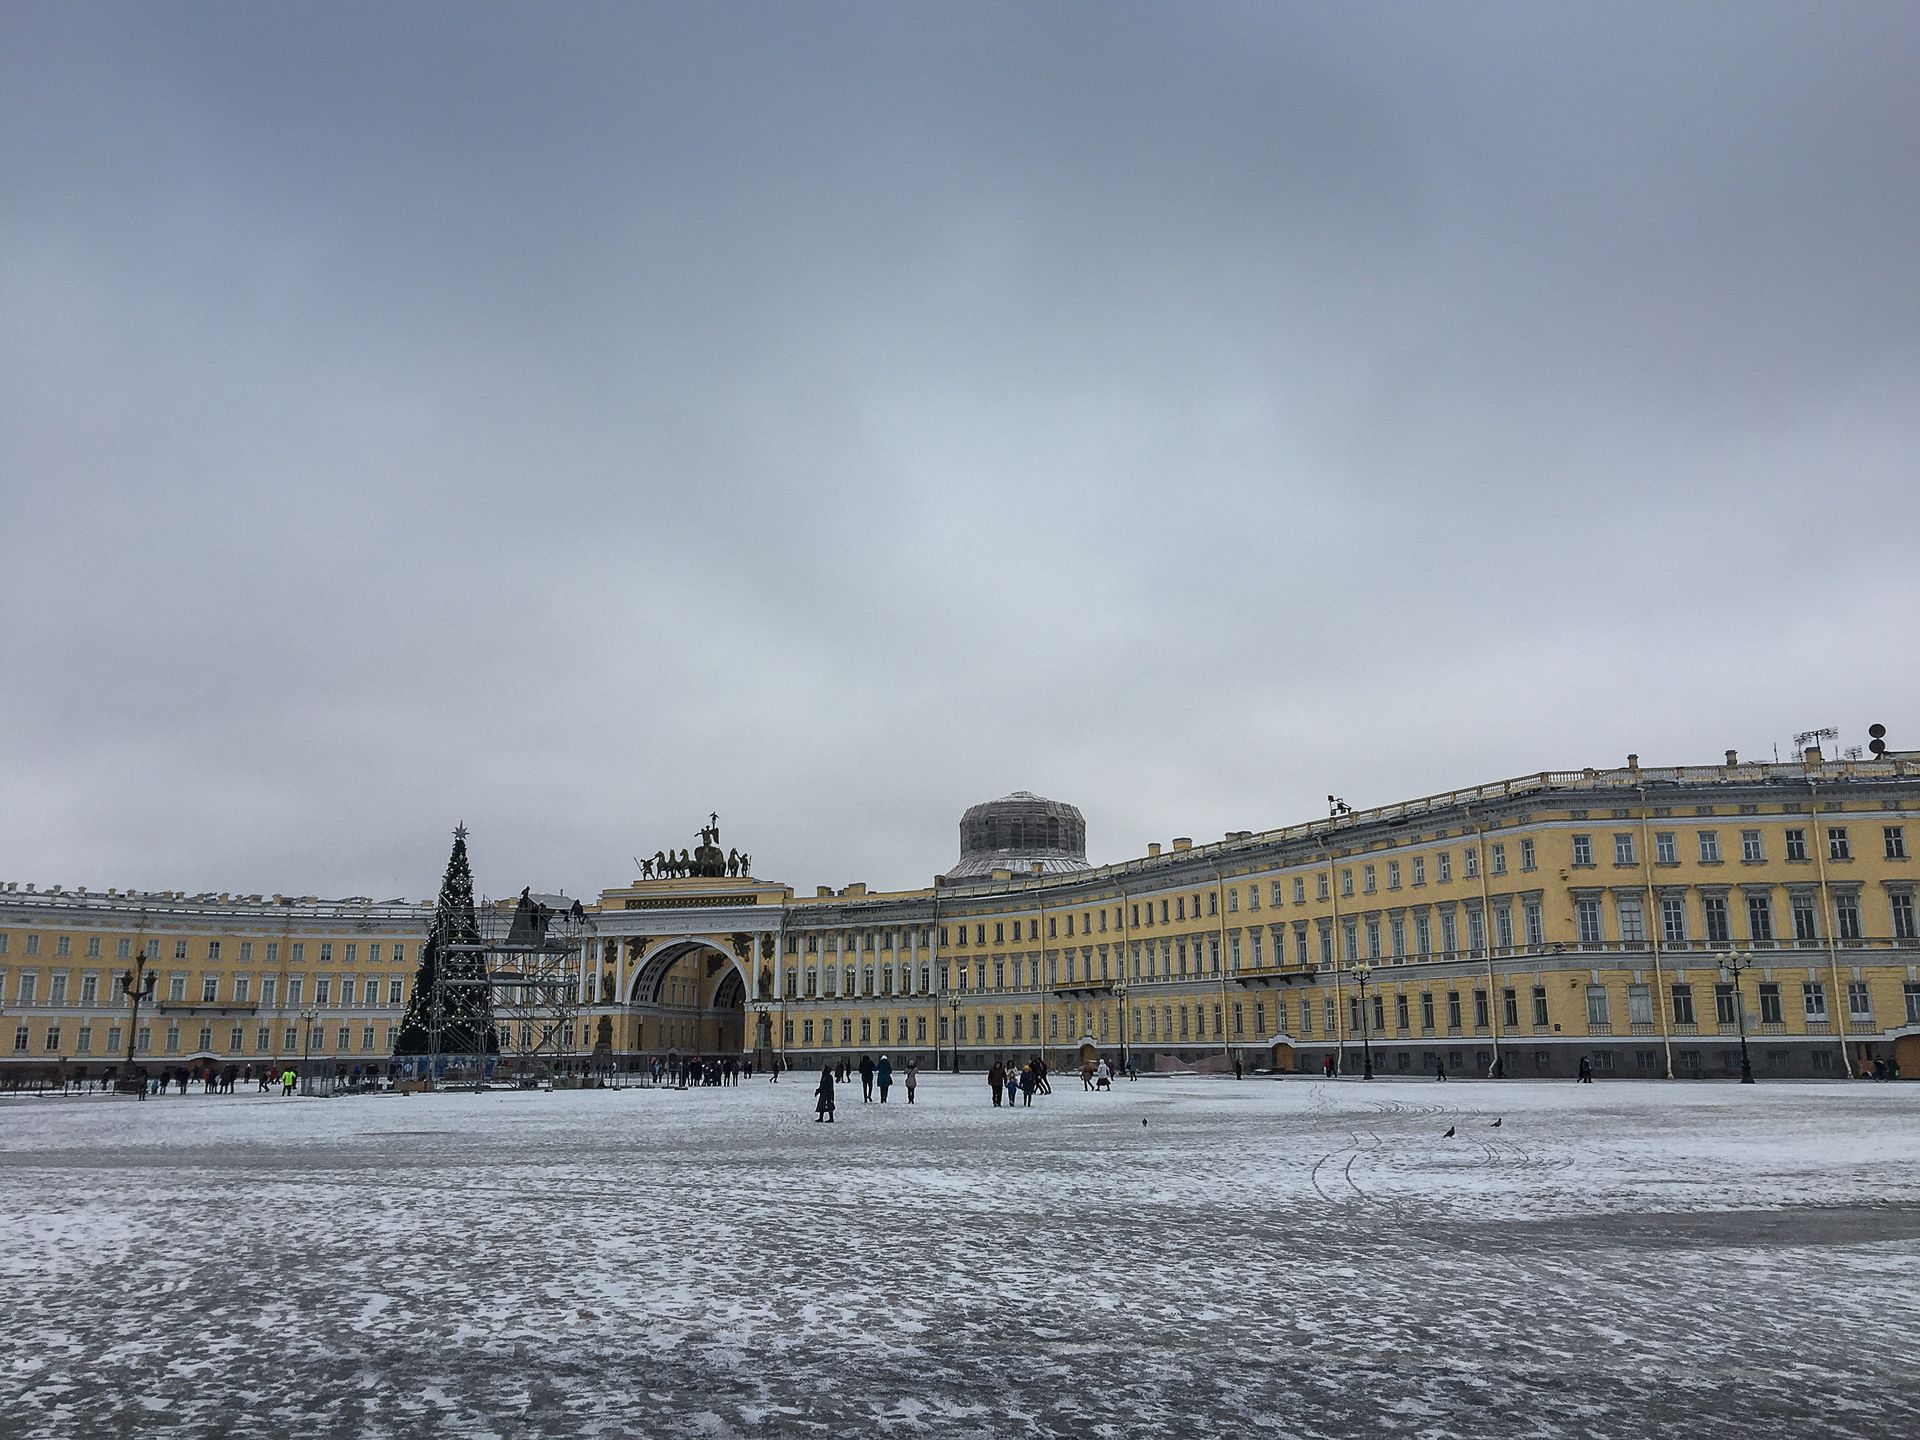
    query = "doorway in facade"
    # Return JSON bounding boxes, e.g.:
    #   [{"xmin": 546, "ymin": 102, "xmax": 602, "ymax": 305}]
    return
[
  {"xmin": 1269, "ymin": 1041, "xmax": 1295, "ymax": 1072},
  {"xmin": 1893, "ymin": 1032, "xmax": 1920, "ymax": 1079}
]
